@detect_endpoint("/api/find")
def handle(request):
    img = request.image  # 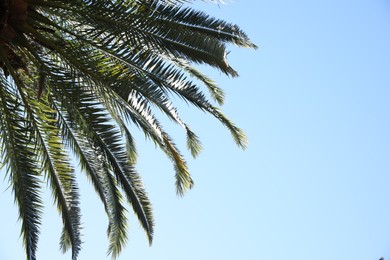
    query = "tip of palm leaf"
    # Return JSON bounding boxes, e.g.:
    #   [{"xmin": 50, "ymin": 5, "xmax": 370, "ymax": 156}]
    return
[
  {"xmin": 235, "ymin": 131, "xmax": 248, "ymax": 150},
  {"xmin": 106, "ymin": 231, "xmax": 127, "ymax": 259},
  {"xmin": 230, "ymin": 124, "xmax": 248, "ymax": 149},
  {"xmin": 215, "ymin": 96, "xmax": 225, "ymax": 106},
  {"xmin": 250, "ymin": 43, "xmax": 259, "ymax": 50},
  {"xmin": 211, "ymin": 87, "xmax": 225, "ymax": 105},
  {"xmin": 140, "ymin": 217, "xmax": 154, "ymax": 247},
  {"xmin": 234, "ymin": 40, "xmax": 258, "ymax": 50},
  {"xmin": 224, "ymin": 65, "xmax": 239, "ymax": 77},
  {"xmin": 218, "ymin": 51, "xmax": 239, "ymax": 77},
  {"xmin": 148, "ymin": 234, "xmax": 153, "ymax": 246},
  {"xmin": 176, "ymin": 177, "xmax": 194, "ymax": 197},
  {"xmin": 186, "ymin": 127, "xmax": 202, "ymax": 158}
]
